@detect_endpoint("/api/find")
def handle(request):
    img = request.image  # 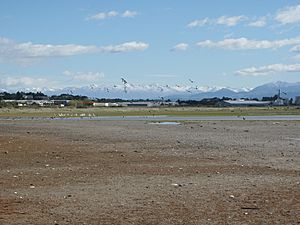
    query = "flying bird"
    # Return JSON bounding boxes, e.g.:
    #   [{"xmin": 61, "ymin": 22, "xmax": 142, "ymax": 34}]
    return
[
  {"xmin": 158, "ymin": 86, "xmax": 164, "ymax": 92},
  {"xmin": 121, "ymin": 78, "xmax": 128, "ymax": 84},
  {"xmin": 90, "ymin": 84, "xmax": 97, "ymax": 90},
  {"xmin": 121, "ymin": 77, "xmax": 128, "ymax": 93}
]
